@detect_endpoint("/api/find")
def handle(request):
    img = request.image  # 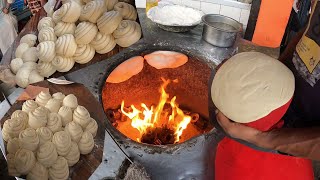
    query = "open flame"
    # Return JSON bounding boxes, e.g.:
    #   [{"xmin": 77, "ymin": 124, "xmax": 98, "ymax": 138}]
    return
[{"xmin": 121, "ymin": 78, "xmax": 192, "ymax": 143}]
